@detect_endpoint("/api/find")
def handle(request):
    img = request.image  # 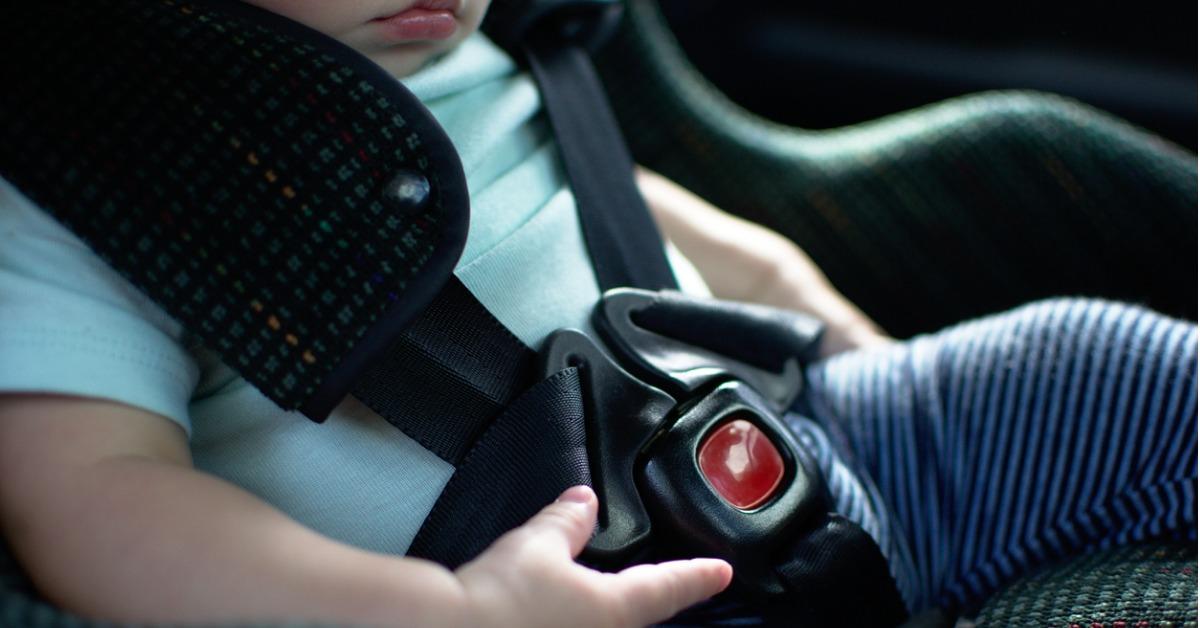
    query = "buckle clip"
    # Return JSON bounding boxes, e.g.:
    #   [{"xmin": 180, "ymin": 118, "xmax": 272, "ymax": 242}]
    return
[{"xmin": 538, "ymin": 288, "xmax": 828, "ymax": 597}]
